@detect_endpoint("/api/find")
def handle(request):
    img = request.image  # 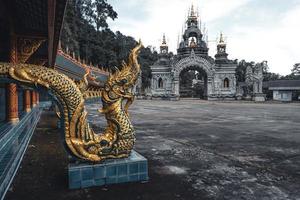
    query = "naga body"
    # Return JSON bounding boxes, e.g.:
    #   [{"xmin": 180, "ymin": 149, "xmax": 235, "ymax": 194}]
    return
[{"xmin": 0, "ymin": 42, "xmax": 143, "ymax": 162}]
